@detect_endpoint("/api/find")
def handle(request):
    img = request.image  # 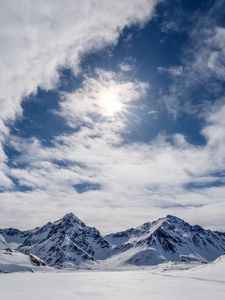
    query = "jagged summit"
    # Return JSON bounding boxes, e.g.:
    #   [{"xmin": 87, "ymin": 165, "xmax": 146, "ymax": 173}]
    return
[
  {"xmin": 62, "ymin": 212, "xmax": 80, "ymax": 221},
  {"xmin": 157, "ymin": 214, "xmax": 186, "ymax": 225},
  {"xmin": 57, "ymin": 212, "xmax": 85, "ymax": 226},
  {"xmin": 165, "ymin": 214, "xmax": 183, "ymax": 221},
  {"xmin": 162, "ymin": 215, "xmax": 205, "ymax": 232}
]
